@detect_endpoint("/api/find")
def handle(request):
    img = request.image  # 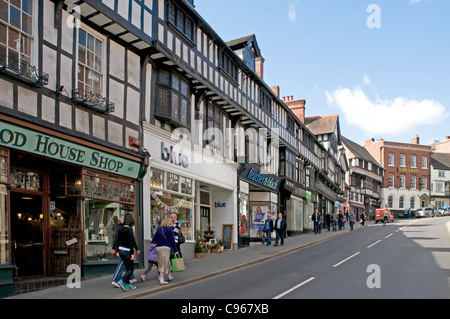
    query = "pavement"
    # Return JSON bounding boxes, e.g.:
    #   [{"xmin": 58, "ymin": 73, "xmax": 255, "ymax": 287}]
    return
[{"xmin": 7, "ymin": 222, "xmax": 364, "ymax": 299}]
